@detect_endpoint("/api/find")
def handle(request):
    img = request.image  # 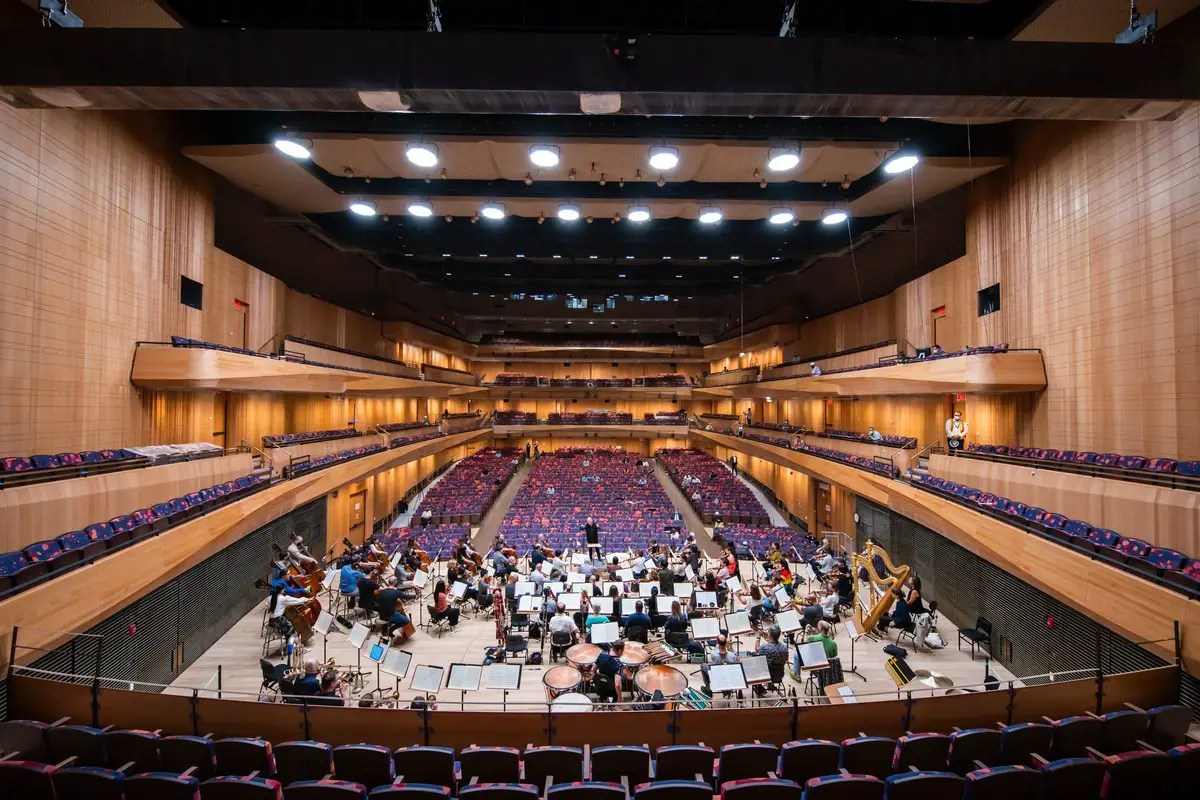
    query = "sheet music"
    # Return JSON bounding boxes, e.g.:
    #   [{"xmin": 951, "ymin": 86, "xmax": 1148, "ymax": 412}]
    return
[
  {"xmin": 590, "ymin": 621, "xmax": 619, "ymax": 644},
  {"xmin": 547, "ymin": 581, "xmax": 565, "ymax": 595},
  {"xmin": 773, "ymin": 586, "xmax": 791, "ymax": 609},
  {"xmin": 638, "ymin": 581, "xmax": 658, "ymax": 597},
  {"xmin": 691, "ymin": 616, "xmax": 721, "ymax": 640},
  {"xmin": 775, "ymin": 609, "xmax": 803, "ymax": 633},
  {"xmin": 447, "ymin": 663, "xmax": 483, "ymax": 692},
  {"xmin": 674, "ymin": 582, "xmax": 695, "ymax": 598},
  {"xmin": 844, "ymin": 618, "xmax": 862, "ymax": 640},
  {"xmin": 601, "ymin": 582, "xmax": 623, "ymax": 596},
  {"xmin": 348, "ymin": 622, "xmax": 371, "ymax": 649},
  {"xmin": 367, "ymin": 639, "xmax": 387, "ymax": 663},
  {"xmin": 485, "ymin": 663, "xmax": 523, "ymax": 691},
  {"xmin": 559, "ymin": 592, "xmax": 582, "ymax": 611},
  {"xmin": 412, "ymin": 570, "xmax": 429, "ymax": 589},
  {"xmin": 517, "ymin": 595, "xmax": 539, "ymax": 613},
  {"xmin": 695, "ymin": 591, "xmax": 718, "ymax": 608},
  {"xmin": 804, "ymin": 564, "xmax": 818, "ymax": 582},
  {"xmin": 313, "ymin": 610, "xmax": 335, "ymax": 636},
  {"xmin": 684, "ymin": 565, "xmax": 696, "ymax": 581},
  {"xmin": 838, "ymin": 686, "xmax": 858, "ymax": 704},
  {"xmin": 565, "ymin": 572, "xmax": 585, "ymax": 585},
  {"xmin": 708, "ymin": 663, "xmax": 748, "ymax": 692},
  {"xmin": 321, "ymin": 569, "xmax": 338, "ymax": 590},
  {"xmin": 380, "ymin": 648, "xmax": 413, "ymax": 678},
  {"xmin": 620, "ymin": 598, "xmax": 640, "ymax": 616},
  {"xmin": 740, "ymin": 655, "xmax": 771, "ymax": 684},
  {"xmin": 724, "ymin": 610, "xmax": 752, "ymax": 636},
  {"xmin": 592, "ymin": 597, "xmax": 614, "ymax": 615},
  {"xmin": 643, "ymin": 559, "xmax": 656, "ymax": 573},
  {"xmin": 617, "ymin": 568, "xmax": 635, "ymax": 582},
  {"xmin": 724, "ymin": 576, "xmax": 742, "ymax": 594},
  {"xmin": 515, "ymin": 581, "xmax": 536, "ymax": 596},
  {"xmin": 797, "ymin": 641, "xmax": 830, "ymax": 670},
  {"xmin": 540, "ymin": 561, "xmax": 553, "ymax": 575},
  {"xmin": 571, "ymin": 553, "xmax": 588, "ymax": 566},
  {"xmin": 410, "ymin": 664, "xmax": 445, "ymax": 693}
]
